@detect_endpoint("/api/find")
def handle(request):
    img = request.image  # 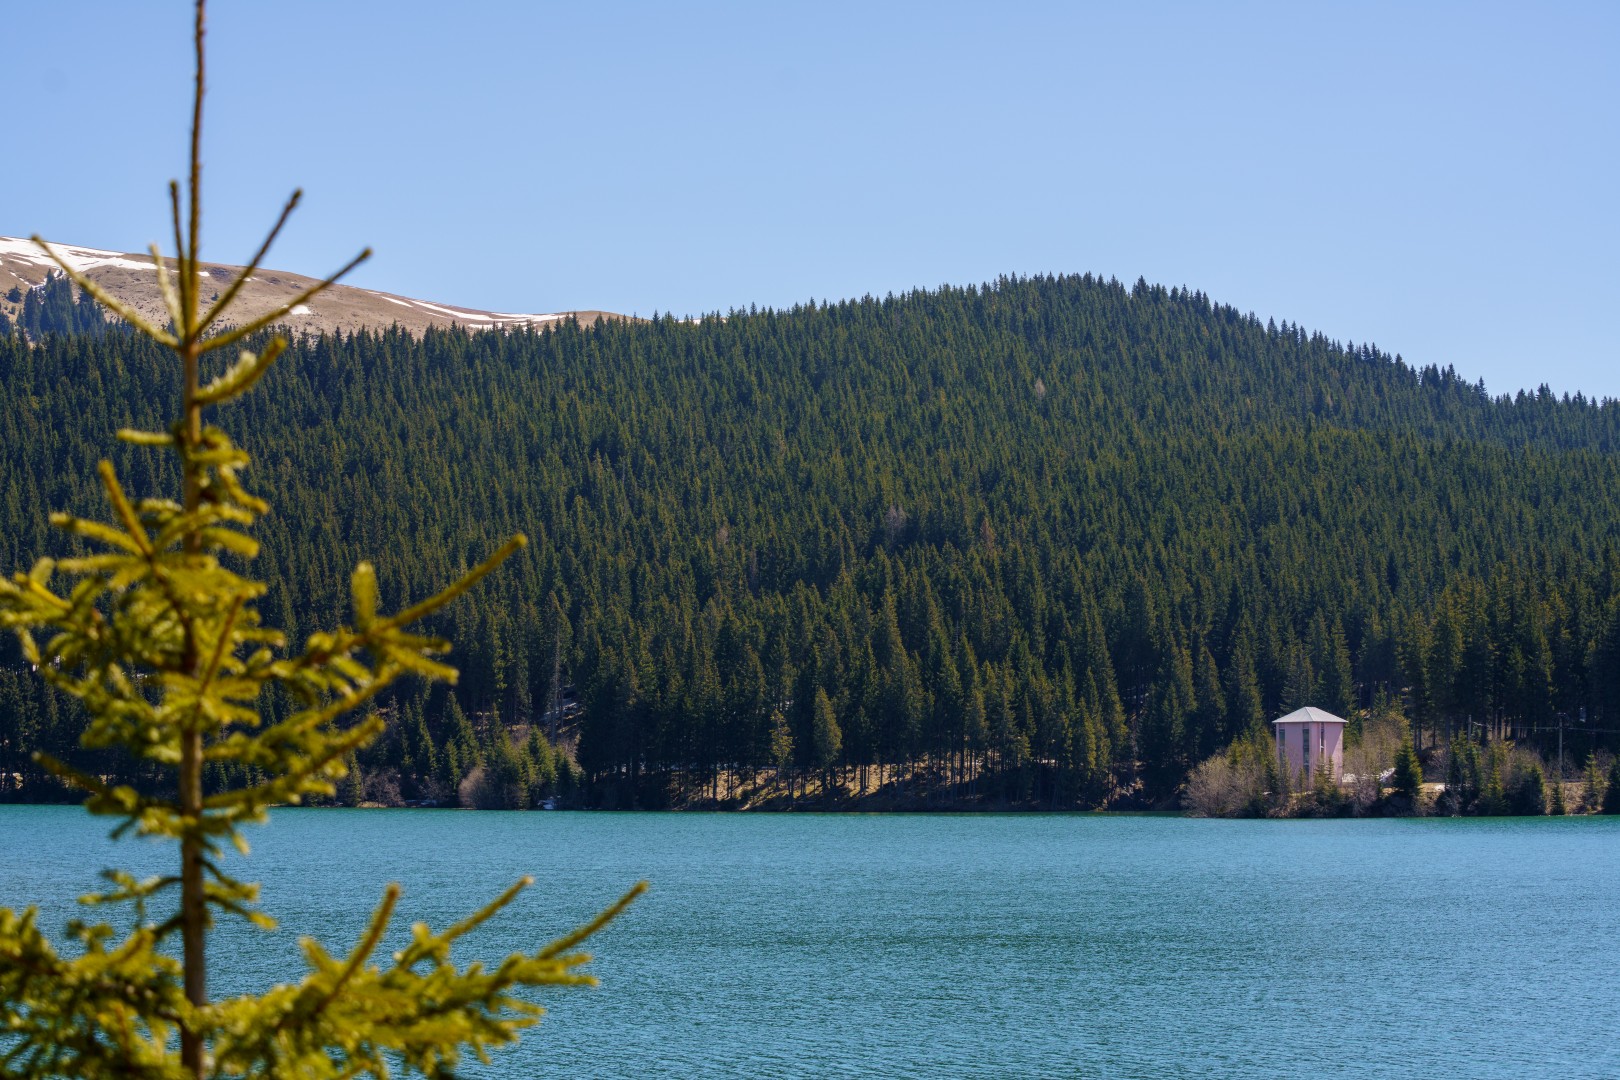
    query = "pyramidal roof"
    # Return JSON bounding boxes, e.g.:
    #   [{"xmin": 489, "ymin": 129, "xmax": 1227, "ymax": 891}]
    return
[{"xmin": 1272, "ymin": 706, "xmax": 1348, "ymax": 726}]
